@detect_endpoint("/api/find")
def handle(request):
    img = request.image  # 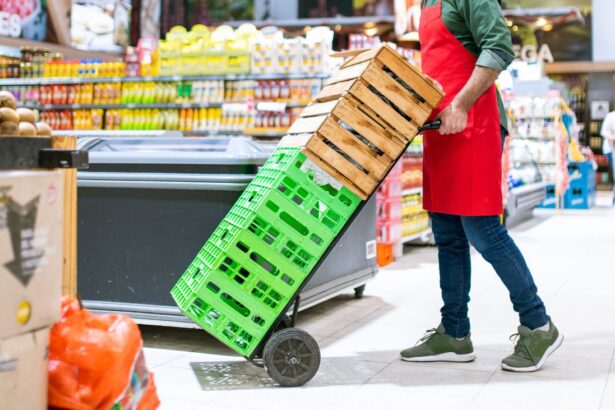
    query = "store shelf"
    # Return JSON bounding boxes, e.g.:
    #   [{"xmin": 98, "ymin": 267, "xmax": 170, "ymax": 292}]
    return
[
  {"xmin": 401, "ymin": 228, "xmax": 432, "ymax": 244},
  {"xmin": 23, "ymin": 102, "xmax": 223, "ymax": 110},
  {"xmin": 512, "ymin": 160, "xmax": 557, "ymax": 166},
  {"xmin": 20, "ymin": 101, "xmax": 308, "ymax": 111},
  {"xmin": 181, "ymin": 129, "xmax": 287, "ymax": 138},
  {"xmin": 515, "ymin": 136, "xmax": 558, "ymax": 141},
  {"xmin": 59, "ymin": 130, "xmax": 184, "ymax": 140},
  {"xmin": 402, "ymin": 187, "xmax": 422, "ymax": 196},
  {"xmin": 513, "ymin": 115, "xmax": 557, "ymax": 120},
  {"xmin": 0, "ymin": 72, "xmax": 331, "ymax": 86}
]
